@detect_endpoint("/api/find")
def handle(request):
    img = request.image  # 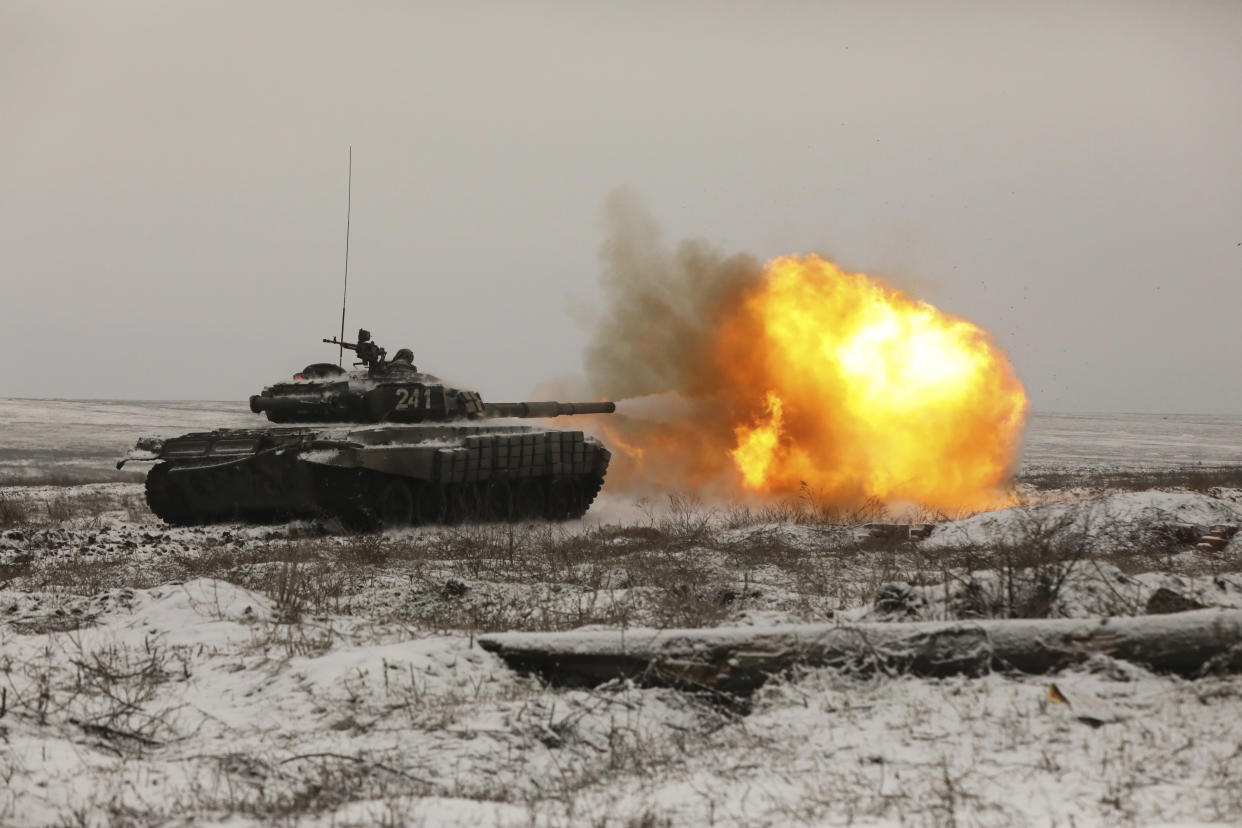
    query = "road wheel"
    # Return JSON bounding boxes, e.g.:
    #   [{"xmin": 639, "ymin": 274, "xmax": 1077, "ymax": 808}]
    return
[
  {"xmin": 545, "ymin": 478, "xmax": 578, "ymax": 521},
  {"xmin": 459, "ymin": 482, "xmax": 485, "ymax": 522},
  {"xmin": 378, "ymin": 478, "xmax": 414, "ymax": 528},
  {"xmin": 442, "ymin": 483, "xmax": 467, "ymax": 525},
  {"xmin": 310, "ymin": 467, "xmax": 378, "ymax": 531},
  {"xmin": 482, "ymin": 479, "xmax": 514, "ymax": 522},
  {"xmin": 412, "ymin": 483, "xmax": 445, "ymax": 525},
  {"xmin": 512, "ymin": 479, "xmax": 544, "ymax": 520}
]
